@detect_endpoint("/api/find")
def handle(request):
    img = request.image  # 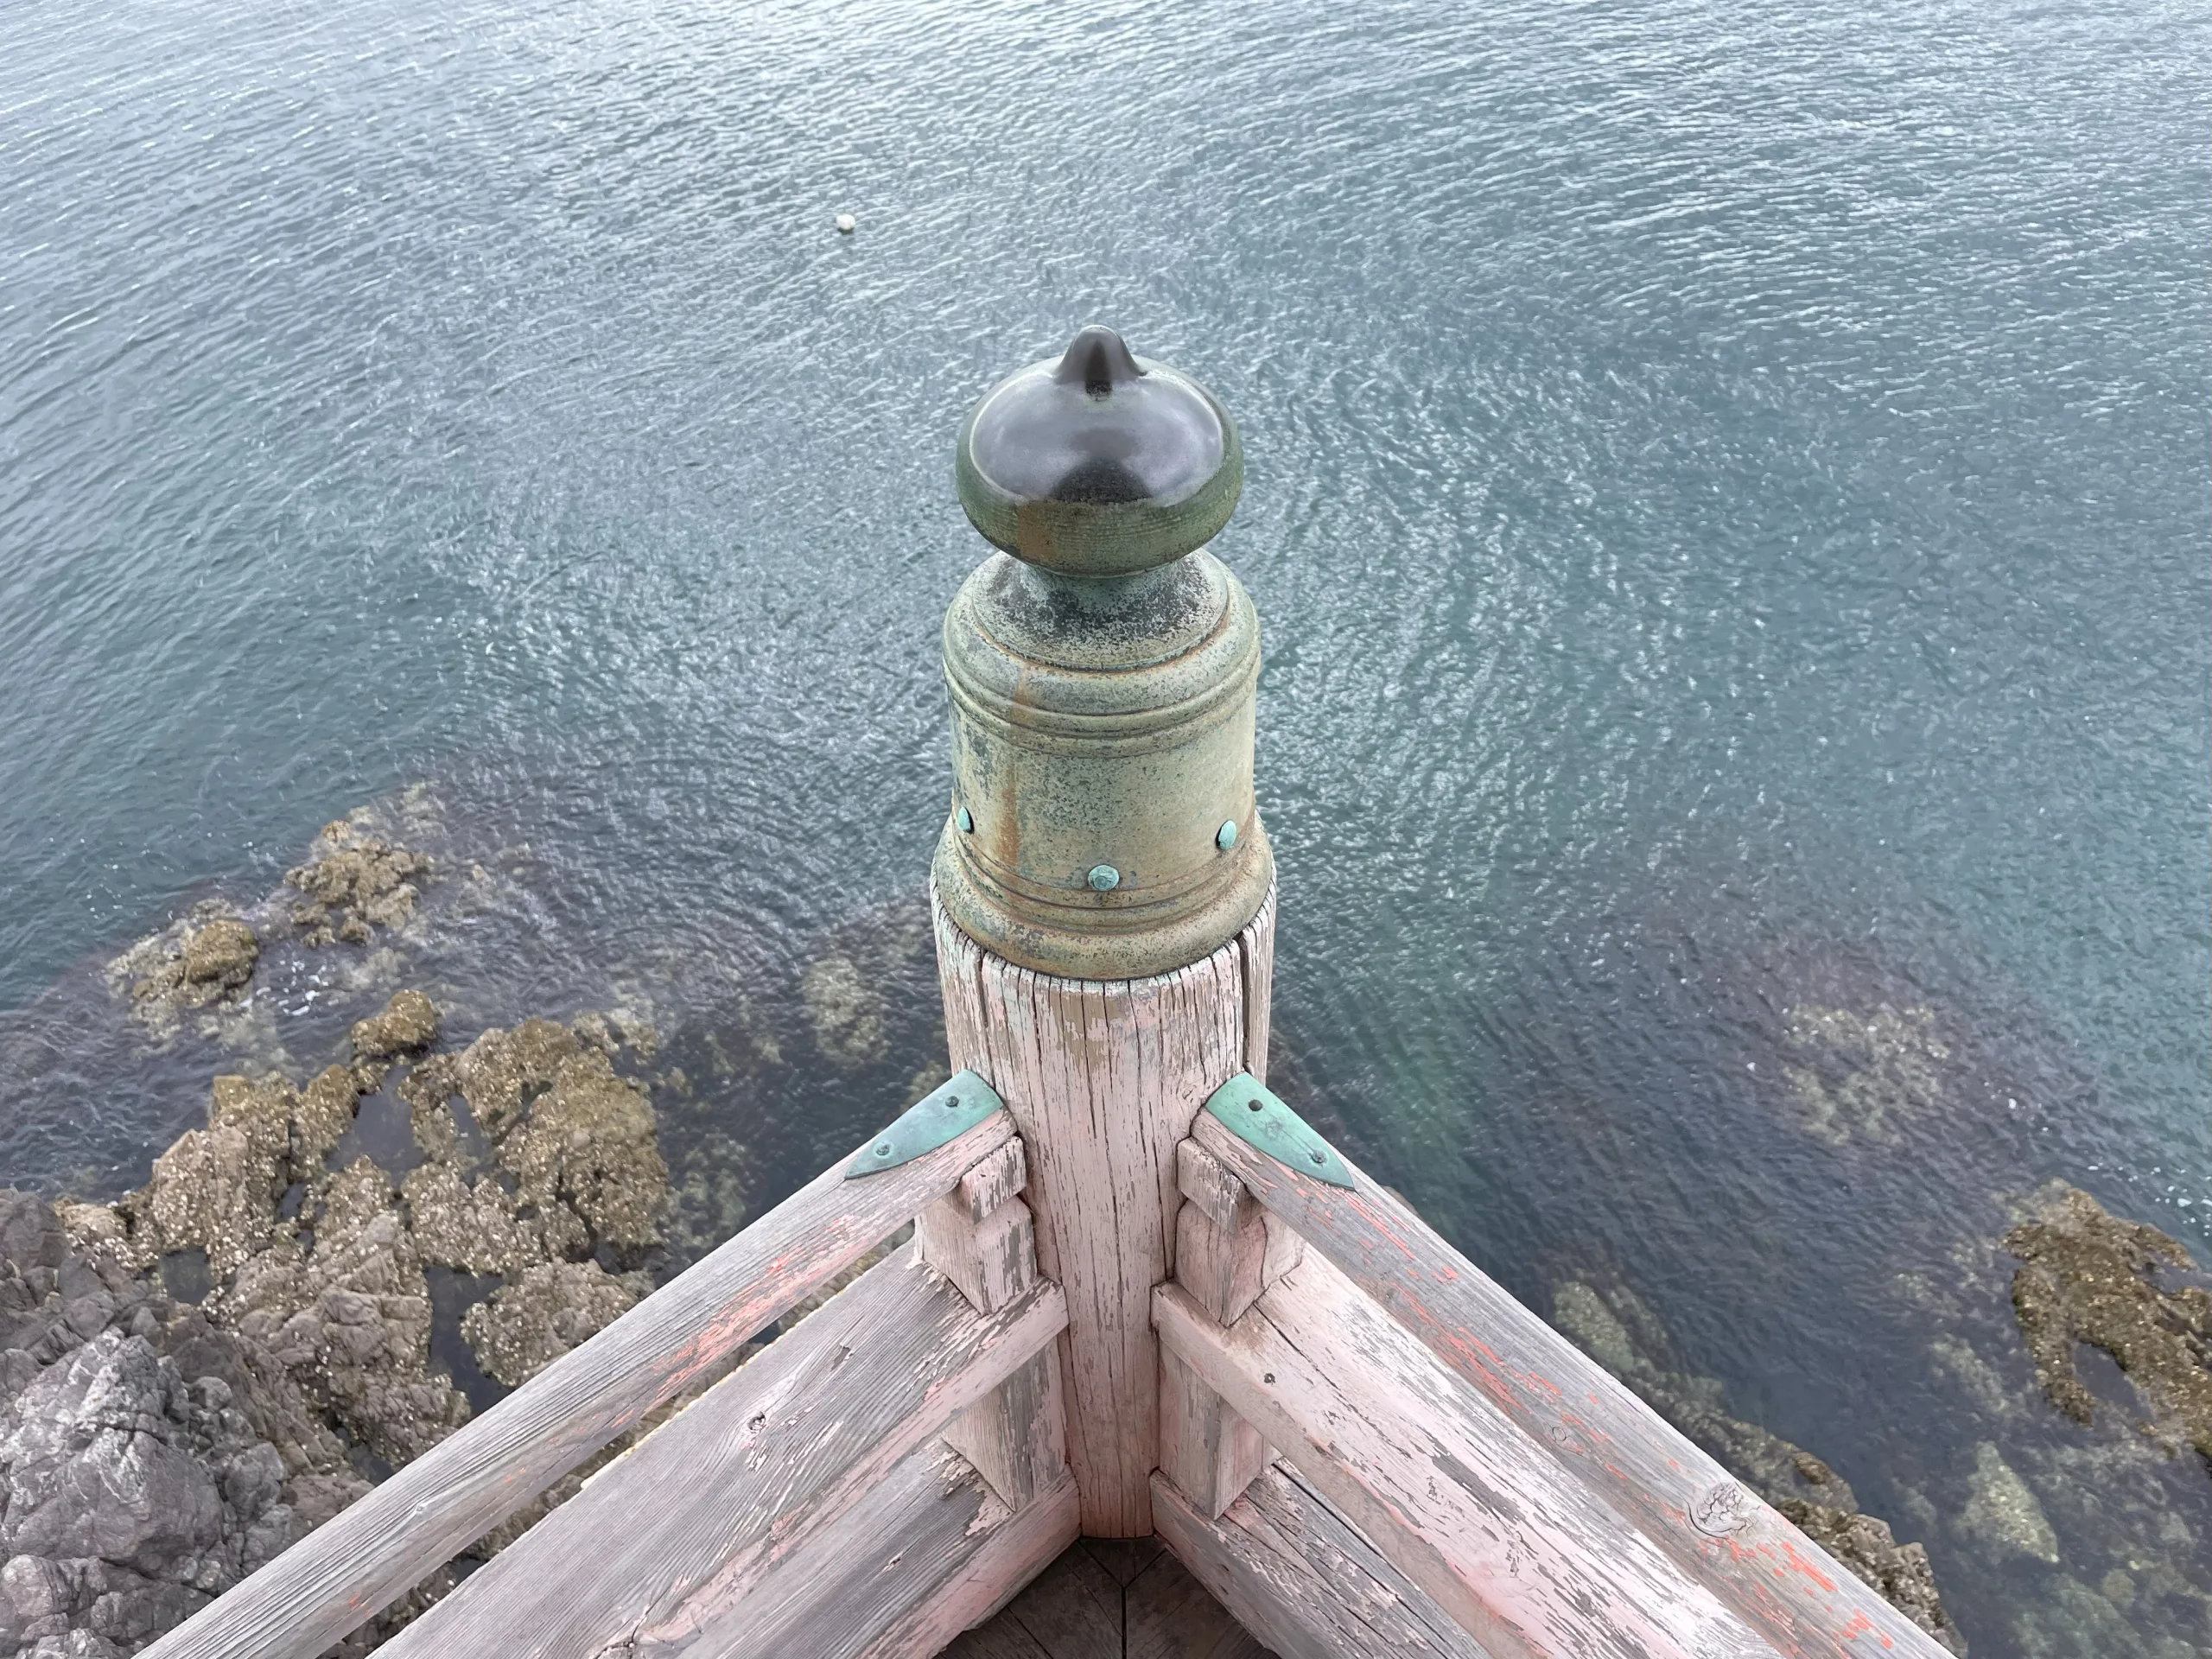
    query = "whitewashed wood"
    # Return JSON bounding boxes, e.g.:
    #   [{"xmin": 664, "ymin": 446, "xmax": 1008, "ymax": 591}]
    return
[
  {"xmin": 1178, "ymin": 1137, "xmax": 1249, "ymax": 1234},
  {"xmin": 948, "ymin": 1343, "xmax": 1068, "ymax": 1511},
  {"xmin": 934, "ymin": 885, "xmax": 1268, "ymax": 1535},
  {"xmin": 1176, "ymin": 1196, "xmax": 1267, "ymax": 1326},
  {"xmin": 1236, "ymin": 882, "xmax": 1276, "ymax": 1083},
  {"xmin": 918, "ymin": 1167, "xmax": 1069, "ymax": 1513},
  {"xmin": 683, "ymin": 1442, "xmax": 1077, "ymax": 1659},
  {"xmin": 378, "ymin": 1246, "xmax": 1067, "ymax": 1657},
  {"xmin": 1159, "ymin": 1347, "xmax": 1267, "ymax": 1519},
  {"xmin": 855, "ymin": 1469, "xmax": 1082, "ymax": 1658},
  {"xmin": 918, "ymin": 1194, "xmax": 1039, "ymax": 1315},
  {"xmin": 956, "ymin": 1136, "xmax": 1030, "ymax": 1223},
  {"xmin": 1154, "ymin": 1262, "xmax": 1777, "ymax": 1659},
  {"xmin": 1191, "ymin": 1116, "xmax": 1950, "ymax": 1659},
  {"xmin": 1153, "ymin": 1465, "xmax": 1492, "ymax": 1659},
  {"xmin": 142, "ymin": 1110, "xmax": 1017, "ymax": 1659},
  {"xmin": 1179, "ymin": 1137, "xmax": 1303, "ymax": 1289}
]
